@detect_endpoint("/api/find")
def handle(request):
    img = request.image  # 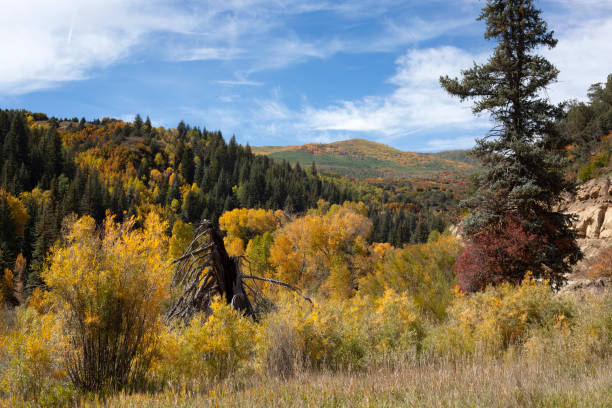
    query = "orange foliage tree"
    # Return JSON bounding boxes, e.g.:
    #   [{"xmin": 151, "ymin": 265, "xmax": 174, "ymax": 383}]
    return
[{"xmin": 269, "ymin": 202, "xmax": 372, "ymax": 298}]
